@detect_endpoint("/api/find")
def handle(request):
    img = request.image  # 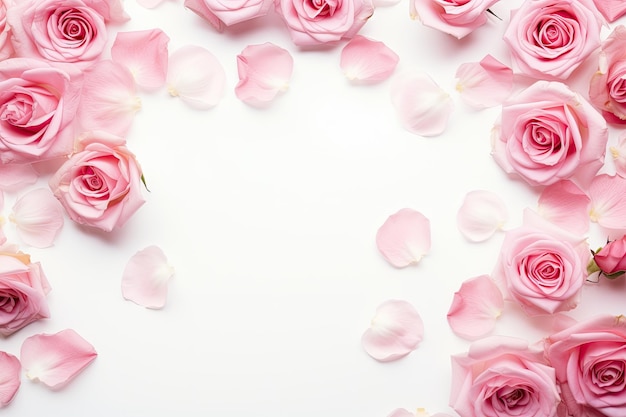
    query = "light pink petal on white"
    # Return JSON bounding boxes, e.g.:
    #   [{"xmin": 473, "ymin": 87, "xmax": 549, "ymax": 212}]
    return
[
  {"xmin": 167, "ymin": 45, "xmax": 226, "ymax": 110},
  {"xmin": 121, "ymin": 246, "xmax": 175, "ymax": 309},
  {"xmin": 10, "ymin": 188, "xmax": 64, "ymax": 248},
  {"xmin": 457, "ymin": 190, "xmax": 508, "ymax": 242},
  {"xmin": 20, "ymin": 329, "xmax": 97, "ymax": 390},
  {"xmin": 589, "ymin": 174, "xmax": 626, "ymax": 232},
  {"xmin": 0, "ymin": 352, "xmax": 20, "ymax": 407},
  {"xmin": 387, "ymin": 408, "xmax": 415, "ymax": 417},
  {"xmin": 111, "ymin": 29, "xmax": 170, "ymax": 91},
  {"xmin": 235, "ymin": 42, "xmax": 293, "ymax": 106},
  {"xmin": 362, "ymin": 299, "xmax": 424, "ymax": 362},
  {"xmin": 455, "ymin": 54, "xmax": 514, "ymax": 109},
  {"xmin": 0, "ymin": 164, "xmax": 38, "ymax": 192},
  {"xmin": 390, "ymin": 72, "xmax": 453, "ymax": 136},
  {"xmin": 340, "ymin": 35, "xmax": 399, "ymax": 83},
  {"xmin": 376, "ymin": 208, "xmax": 431, "ymax": 268},
  {"xmin": 537, "ymin": 180, "xmax": 591, "ymax": 235},
  {"xmin": 447, "ymin": 275, "xmax": 504, "ymax": 340}
]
